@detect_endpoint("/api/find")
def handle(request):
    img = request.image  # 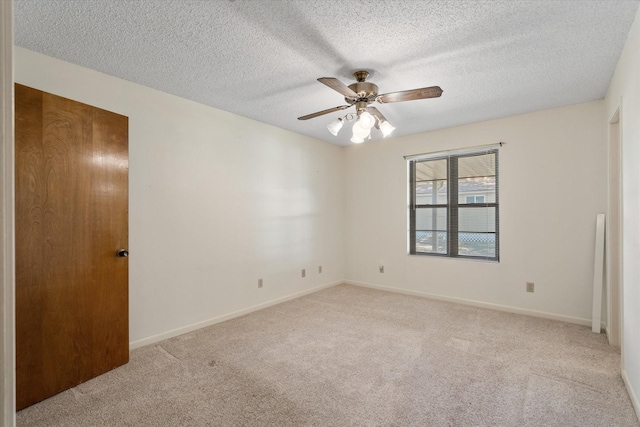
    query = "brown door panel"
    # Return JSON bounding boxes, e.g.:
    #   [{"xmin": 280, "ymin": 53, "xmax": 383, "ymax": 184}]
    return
[{"xmin": 15, "ymin": 84, "xmax": 129, "ymax": 410}]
